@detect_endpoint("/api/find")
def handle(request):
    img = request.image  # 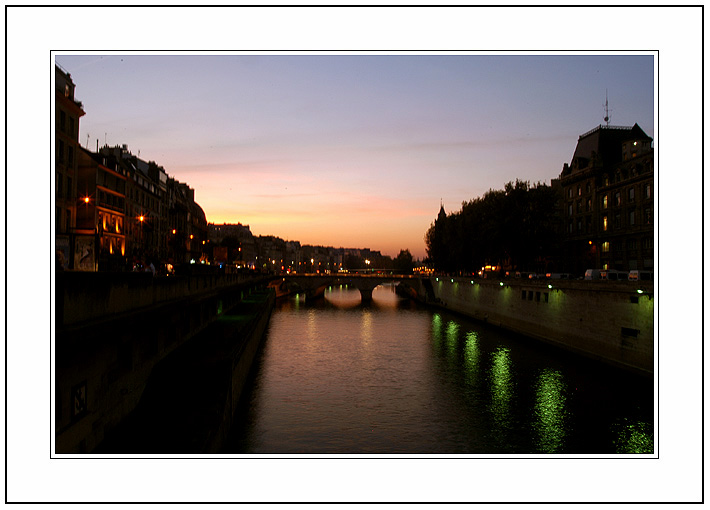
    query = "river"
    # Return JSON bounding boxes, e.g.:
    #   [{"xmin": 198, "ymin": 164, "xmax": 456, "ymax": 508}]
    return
[{"xmin": 225, "ymin": 283, "xmax": 654, "ymax": 455}]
